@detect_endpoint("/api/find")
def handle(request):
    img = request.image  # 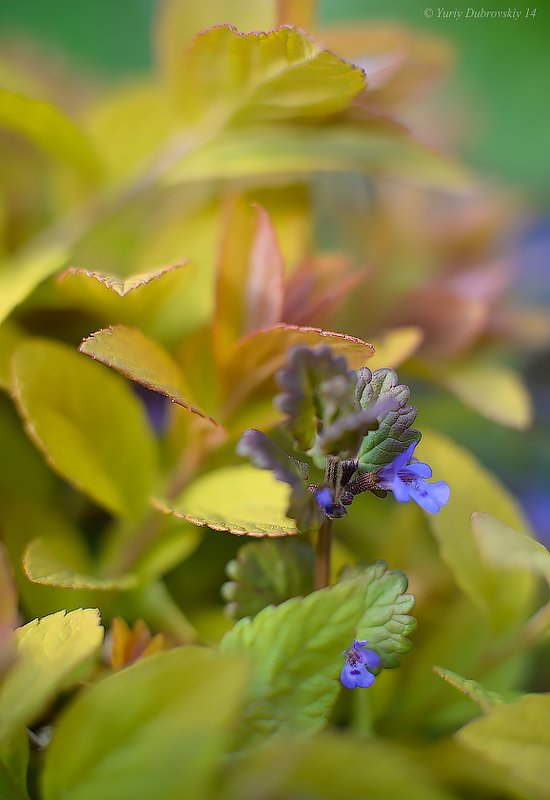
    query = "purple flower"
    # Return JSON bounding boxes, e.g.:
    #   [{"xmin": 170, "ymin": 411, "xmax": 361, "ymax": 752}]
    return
[
  {"xmin": 377, "ymin": 443, "xmax": 450, "ymax": 514},
  {"xmin": 314, "ymin": 487, "xmax": 347, "ymax": 519},
  {"xmin": 340, "ymin": 640, "xmax": 381, "ymax": 689}
]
